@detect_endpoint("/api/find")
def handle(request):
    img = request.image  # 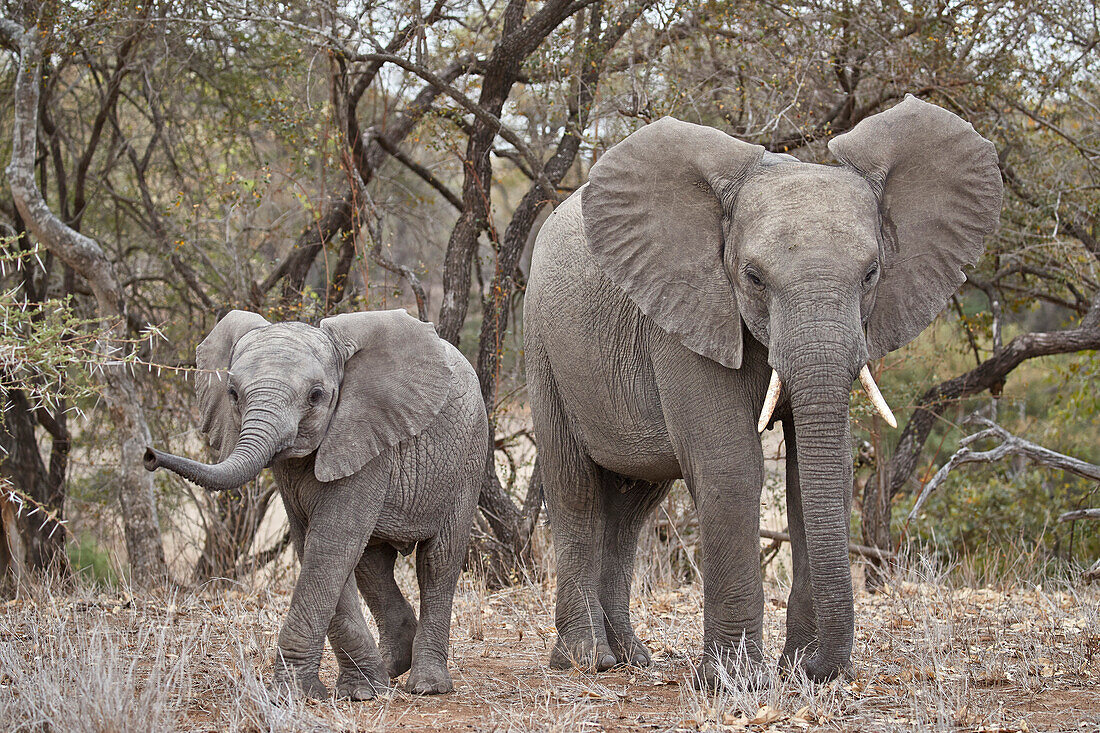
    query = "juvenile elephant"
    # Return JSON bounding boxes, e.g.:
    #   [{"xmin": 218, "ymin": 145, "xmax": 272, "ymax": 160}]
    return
[
  {"xmin": 145, "ymin": 309, "xmax": 487, "ymax": 698},
  {"xmin": 524, "ymin": 96, "xmax": 1002, "ymax": 684}
]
